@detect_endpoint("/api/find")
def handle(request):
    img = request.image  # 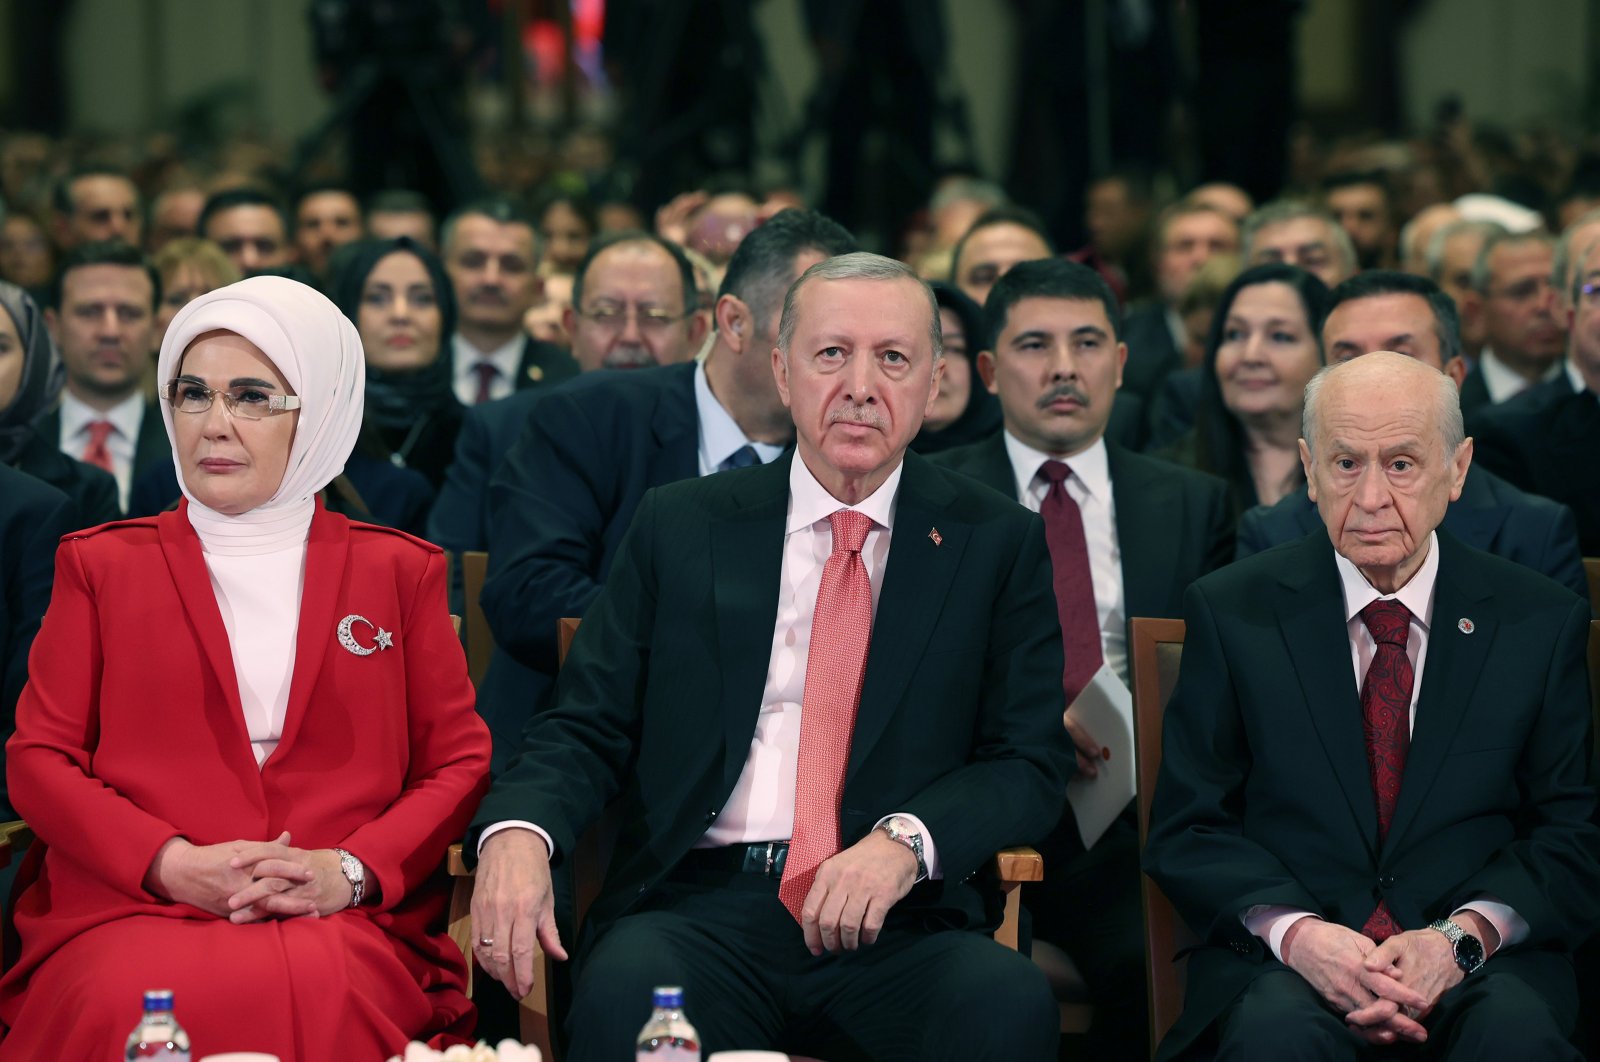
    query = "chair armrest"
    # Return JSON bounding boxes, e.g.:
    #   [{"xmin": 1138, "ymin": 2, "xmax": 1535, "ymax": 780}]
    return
[
  {"xmin": 994, "ymin": 846, "xmax": 1043, "ymax": 884},
  {"xmin": 0, "ymin": 820, "xmax": 33, "ymax": 869},
  {"xmin": 448, "ymin": 842, "xmax": 471, "ymax": 877}
]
